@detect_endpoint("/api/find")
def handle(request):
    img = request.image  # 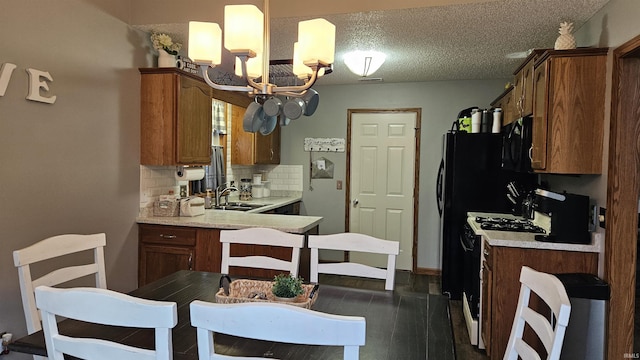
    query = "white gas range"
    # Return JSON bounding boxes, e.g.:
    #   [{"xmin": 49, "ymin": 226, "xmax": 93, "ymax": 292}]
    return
[
  {"xmin": 462, "ymin": 211, "xmax": 551, "ymax": 349},
  {"xmin": 462, "ymin": 209, "xmax": 600, "ymax": 350}
]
